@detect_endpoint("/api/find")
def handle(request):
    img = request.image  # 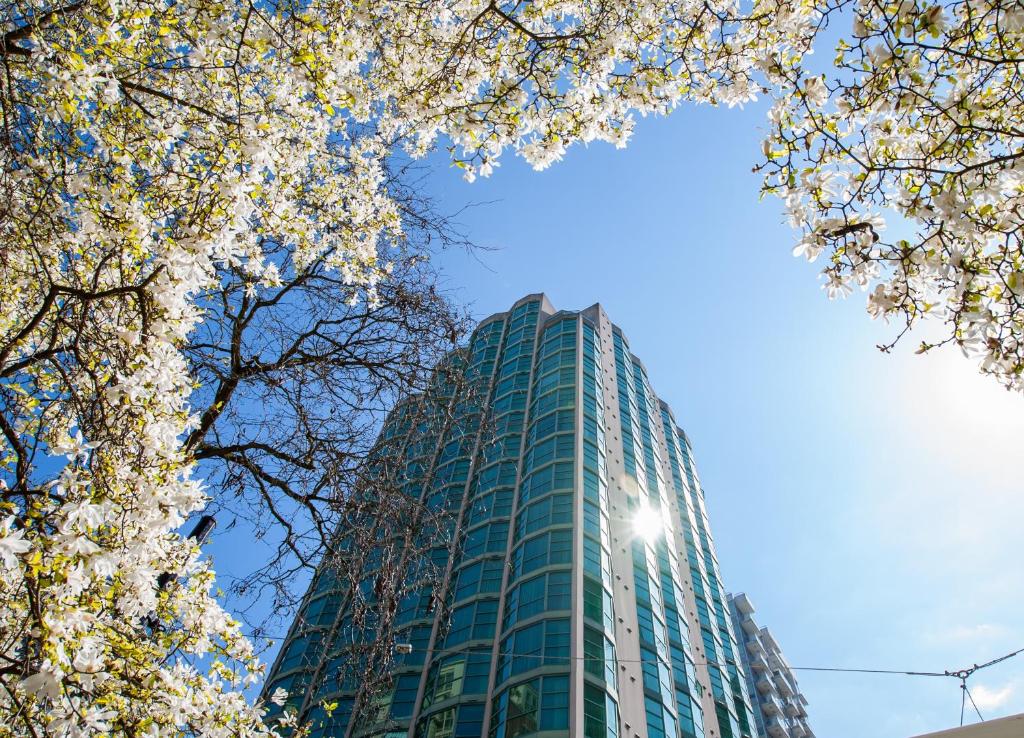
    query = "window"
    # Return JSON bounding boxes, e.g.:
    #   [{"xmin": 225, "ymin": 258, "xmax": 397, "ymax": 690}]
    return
[
  {"xmin": 358, "ymin": 687, "xmax": 394, "ymax": 728},
  {"xmin": 530, "ymin": 386, "xmax": 575, "ymax": 417},
  {"xmin": 444, "ymin": 604, "xmax": 474, "ymax": 647},
  {"xmin": 582, "ymin": 499, "xmax": 609, "ymax": 544},
  {"xmin": 520, "ymin": 536, "xmax": 548, "ymax": 575},
  {"xmin": 499, "ymin": 619, "xmax": 570, "ymax": 682},
  {"xmin": 396, "ymin": 624, "xmax": 432, "ymax": 667},
  {"xmin": 539, "ymin": 675, "xmax": 570, "ymax": 730},
  {"xmin": 506, "ymin": 681, "xmax": 540, "ymax": 737},
  {"xmin": 524, "ymin": 434, "xmax": 574, "ymax": 471},
  {"xmin": 470, "ymin": 488, "xmax": 514, "ymax": 525},
  {"xmin": 462, "ymin": 521, "xmax": 509, "ymax": 559},
  {"xmin": 494, "ymin": 411, "xmax": 525, "ymax": 436},
  {"xmin": 637, "ymin": 605, "xmax": 656, "ymax": 648},
  {"xmin": 512, "ymin": 529, "xmax": 572, "ymax": 578},
  {"xmin": 640, "ymin": 646, "xmax": 660, "ymax": 696},
  {"xmin": 584, "ymin": 537, "xmax": 611, "ymax": 584},
  {"xmin": 473, "ymin": 599, "xmax": 499, "ymax": 640},
  {"xmin": 302, "ymin": 594, "xmax": 338, "ymax": 628},
  {"xmin": 475, "ymin": 462, "xmax": 518, "ymax": 494},
  {"xmin": 312, "ymin": 567, "xmax": 340, "ymax": 596},
  {"xmin": 584, "ymin": 684, "xmax": 618, "ymax": 738},
  {"xmin": 463, "ymin": 651, "xmax": 493, "ymax": 695},
  {"xmin": 483, "ymin": 434, "xmax": 523, "ymax": 465},
  {"xmin": 423, "ymin": 707, "xmax": 456, "ymax": 738},
  {"xmin": 481, "ymin": 559, "xmax": 505, "ymax": 593},
  {"xmin": 517, "ymin": 493, "xmax": 573, "ymax": 536},
  {"xmin": 424, "ymin": 659, "xmax": 465, "ymax": 707},
  {"xmin": 526, "ymin": 409, "xmax": 574, "ymax": 446},
  {"xmin": 645, "ymin": 697, "xmax": 668, "ymax": 738},
  {"xmin": 504, "ymin": 571, "xmax": 571, "ymax": 628},
  {"xmin": 500, "ymin": 622, "xmax": 541, "ymax": 681},
  {"xmin": 490, "ymin": 675, "xmax": 569, "ymax": 738},
  {"xmin": 584, "ymin": 626, "xmax": 617, "ymax": 686},
  {"xmin": 583, "ymin": 577, "xmax": 614, "ymax": 632},
  {"xmin": 390, "ymin": 674, "xmax": 420, "ymax": 718},
  {"xmin": 455, "ymin": 704, "xmax": 486, "ymax": 737},
  {"xmin": 677, "ymin": 691, "xmax": 703, "ymax": 738},
  {"xmin": 264, "ymin": 671, "xmax": 310, "ymax": 716},
  {"xmin": 511, "ymin": 576, "xmax": 545, "ymax": 623},
  {"xmin": 306, "ymin": 699, "xmax": 354, "ymax": 738},
  {"xmin": 434, "ymin": 662, "xmax": 464, "ymax": 703},
  {"xmin": 547, "ymin": 571, "xmax": 571, "ymax": 609},
  {"xmin": 397, "ymin": 590, "xmax": 433, "ymax": 623},
  {"xmin": 671, "ymin": 645, "xmax": 698, "ymax": 698},
  {"xmin": 455, "ymin": 559, "xmax": 507, "ymax": 601},
  {"xmin": 492, "ymin": 392, "xmax": 526, "ymax": 414},
  {"xmin": 454, "ymin": 562, "xmax": 482, "ymax": 601},
  {"xmin": 443, "ymin": 598, "xmax": 498, "ymax": 647},
  {"xmin": 424, "ymin": 650, "xmax": 493, "ymax": 708},
  {"xmin": 276, "ymin": 632, "xmax": 323, "ymax": 673},
  {"xmin": 520, "ymin": 462, "xmax": 573, "ymax": 503}
]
